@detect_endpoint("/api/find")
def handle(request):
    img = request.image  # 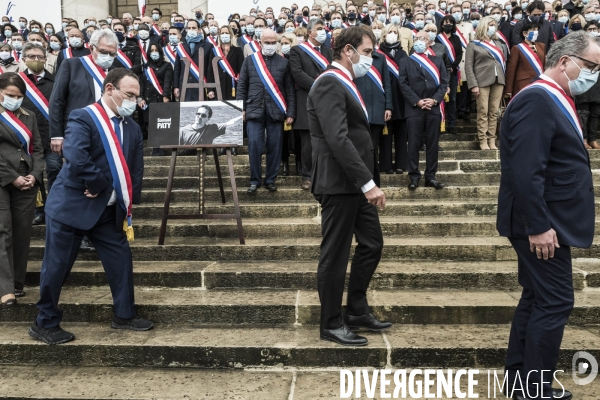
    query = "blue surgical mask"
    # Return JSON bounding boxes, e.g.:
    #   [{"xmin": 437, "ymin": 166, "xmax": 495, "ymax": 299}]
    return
[
  {"xmin": 413, "ymin": 40, "xmax": 427, "ymax": 53},
  {"xmin": 391, "ymin": 15, "xmax": 401, "ymax": 24},
  {"xmin": 152, "ymin": 14, "xmax": 160, "ymax": 21},
  {"xmin": 471, "ymin": 20, "xmax": 479, "ymax": 28},
  {"xmin": 95, "ymin": 53, "xmax": 115, "ymax": 69},
  {"xmin": 113, "ymin": 90, "xmax": 137, "ymax": 117},
  {"xmin": 316, "ymin": 29, "xmax": 327, "ymax": 43},
  {"xmin": 285, "ymin": 26, "xmax": 295, "ymax": 33},
  {"xmin": 565, "ymin": 57, "xmax": 599, "ymax": 95},
  {"xmin": 279, "ymin": 18, "xmax": 287, "ymax": 26},
  {"xmin": 331, "ymin": 19, "xmax": 342, "ymax": 28},
  {"xmin": 150, "ymin": 52, "xmax": 160, "ymax": 60},
  {"xmin": 1, "ymin": 93, "xmax": 22, "ymax": 111},
  {"xmin": 173, "ymin": 22, "xmax": 184, "ymax": 29},
  {"xmin": 46, "ymin": 27, "xmax": 53, "ymax": 35},
  {"xmin": 348, "ymin": 45, "xmax": 373, "ymax": 77},
  {"xmin": 378, "ymin": 14, "xmax": 387, "ymax": 22},
  {"xmin": 415, "ymin": 20, "xmax": 425, "ymax": 29},
  {"xmin": 487, "ymin": 26, "xmax": 496, "ymax": 36},
  {"xmin": 246, "ymin": 25, "xmax": 255, "ymax": 35},
  {"xmin": 3, "ymin": 30, "xmax": 11, "ymax": 38},
  {"xmin": 527, "ymin": 31, "xmax": 538, "ymax": 41},
  {"xmin": 69, "ymin": 37, "xmax": 82, "ymax": 48},
  {"xmin": 50, "ymin": 42, "xmax": 61, "ymax": 50},
  {"xmin": 428, "ymin": 32, "xmax": 436, "ymax": 41},
  {"xmin": 452, "ymin": 12, "xmax": 463, "ymax": 21},
  {"xmin": 169, "ymin": 35, "xmax": 179, "ymax": 44}
]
